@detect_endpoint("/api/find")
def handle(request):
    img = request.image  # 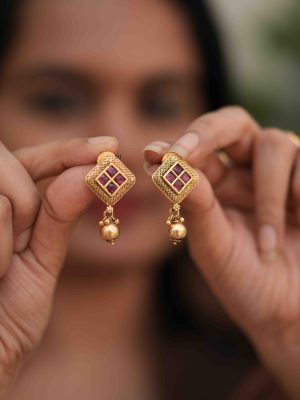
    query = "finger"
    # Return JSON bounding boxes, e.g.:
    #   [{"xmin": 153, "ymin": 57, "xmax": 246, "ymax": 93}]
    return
[
  {"xmin": 12, "ymin": 136, "xmax": 117, "ymax": 252},
  {"xmin": 142, "ymin": 141, "xmax": 170, "ymax": 165},
  {"xmin": 0, "ymin": 142, "xmax": 40, "ymax": 252},
  {"xmin": 14, "ymin": 136, "xmax": 118, "ymax": 181},
  {"xmin": 143, "ymin": 161, "xmax": 160, "ymax": 176},
  {"xmin": 143, "ymin": 140, "xmax": 230, "ymax": 186},
  {"xmin": 290, "ymin": 149, "xmax": 300, "ymax": 224},
  {"xmin": 22, "ymin": 136, "xmax": 118, "ymax": 278},
  {"xmin": 254, "ymin": 129, "xmax": 297, "ymax": 255},
  {"xmin": 181, "ymin": 168, "xmax": 235, "ymax": 281},
  {"xmin": 143, "ymin": 155, "xmax": 254, "ymax": 210},
  {"xmin": 0, "ymin": 195, "xmax": 13, "ymax": 277},
  {"xmin": 23, "ymin": 164, "xmax": 95, "ymax": 279},
  {"xmin": 214, "ymin": 168, "xmax": 254, "ymax": 209},
  {"xmin": 201, "ymin": 152, "xmax": 231, "ymax": 186},
  {"xmin": 168, "ymin": 106, "xmax": 260, "ymax": 166}
]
